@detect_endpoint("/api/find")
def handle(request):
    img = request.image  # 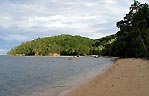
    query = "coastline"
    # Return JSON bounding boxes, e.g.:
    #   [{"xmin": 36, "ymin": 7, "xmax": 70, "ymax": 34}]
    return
[
  {"xmin": 0, "ymin": 56, "xmax": 115, "ymax": 96},
  {"xmin": 62, "ymin": 58, "xmax": 149, "ymax": 96}
]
